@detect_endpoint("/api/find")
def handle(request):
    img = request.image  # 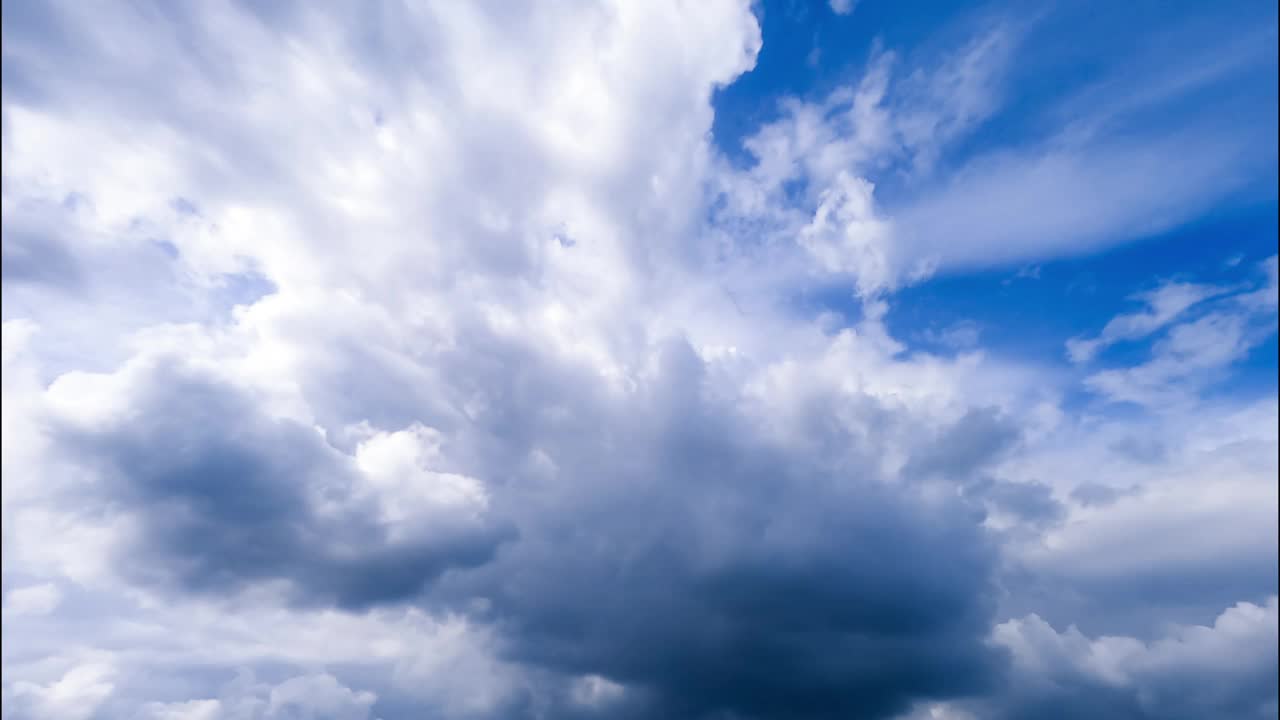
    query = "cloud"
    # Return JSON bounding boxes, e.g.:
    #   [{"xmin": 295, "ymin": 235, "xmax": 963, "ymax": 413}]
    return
[
  {"xmin": 985, "ymin": 596, "xmax": 1278, "ymax": 719},
  {"xmin": 1, "ymin": 1, "xmax": 1276, "ymax": 718},
  {"xmin": 712, "ymin": 11, "xmax": 1271, "ymax": 296},
  {"xmin": 427, "ymin": 342, "xmax": 1010, "ymax": 719},
  {"xmin": 890, "ymin": 134, "xmax": 1259, "ymax": 280},
  {"xmin": 0, "ymin": 220, "xmax": 84, "ymax": 290},
  {"xmin": 828, "ymin": 0, "xmax": 857, "ymax": 16},
  {"xmin": 1080, "ymin": 258, "xmax": 1278, "ymax": 407},
  {"xmin": 711, "ymin": 26, "xmax": 1021, "ymax": 295},
  {"xmin": 902, "ymin": 406, "xmax": 1021, "ymax": 480},
  {"xmin": 2, "ymin": 582, "xmax": 62, "ymax": 617},
  {"xmin": 139, "ymin": 672, "xmax": 377, "ymax": 720},
  {"xmin": 995, "ymin": 395, "xmax": 1278, "ymax": 637},
  {"xmin": 1069, "ymin": 482, "xmax": 1139, "ymax": 508},
  {"xmin": 6, "ymin": 664, "xmax": 116, "ymax": 720},
  {"xmin": 39, "ymin": 331, "xmax": 1016, "ymax": 718},
  {"xmin": 43, "ymin": 358, "xmax": 509, "ymax": 610},
  {"xmin": 1066, "ymin": 281, "xmax": 1229, "ymax": 363},
  {"xmin": 918, "ymin": 321, "xmax": 982, "ymax": 351}
]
